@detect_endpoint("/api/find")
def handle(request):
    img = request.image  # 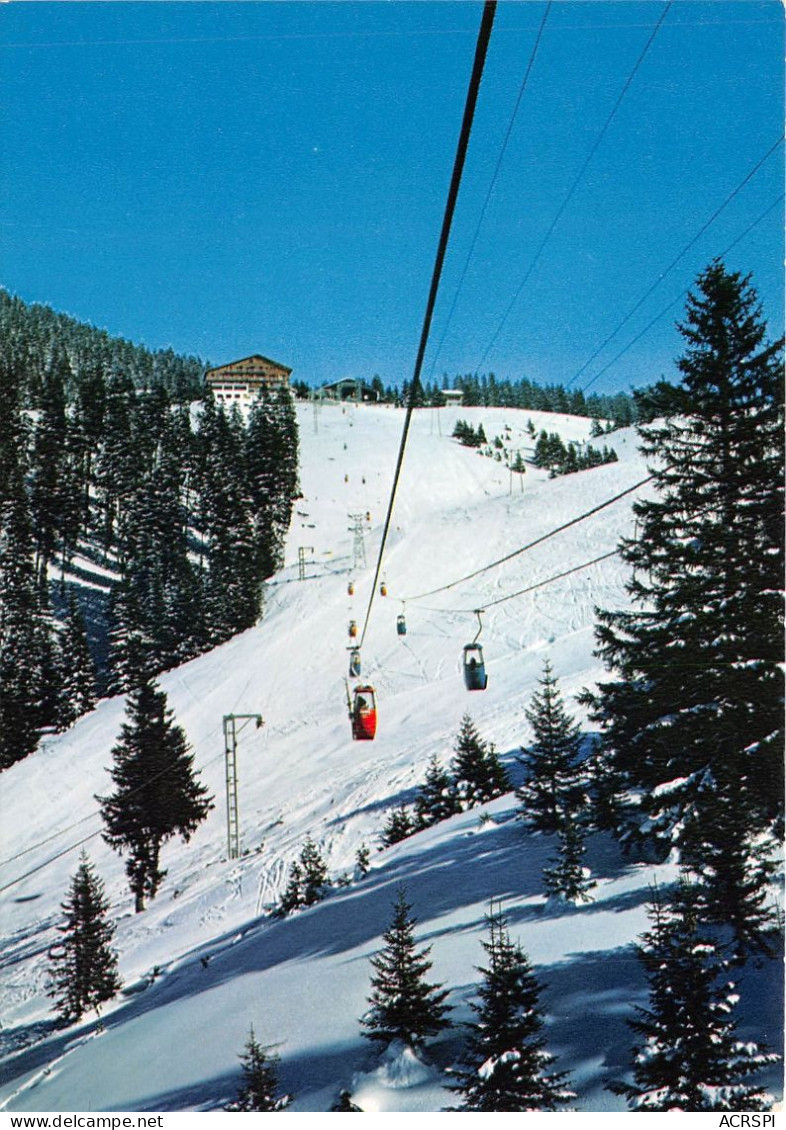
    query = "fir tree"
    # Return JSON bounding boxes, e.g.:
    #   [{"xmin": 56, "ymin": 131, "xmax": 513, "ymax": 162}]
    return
[
  {"xmin": 354, "ymin": 843, "xmax": 371, "ymax": 877},
  {"xmin": 55, "ymin": 593, "xmax": 96, "ymax": 730},
  {"xmin": 381, "ymin": 804, "xmax": 415, "ymax": 846},
  {"xmin": 300, "ymin": 836, "xmax": 330, "ymax": 906},
  {"xmin": 227, "ymin": 1026, "xmax": 291, "ymax": 1112},
  {"xmin": 415, "ymin": 753, "xmax": 459, "ymax": 828},
  {"xmin": 47, "ymin": 852, "xmax": 121, "ymax": 1023},
  {"xmin": 611, "ymin": 883, "xmax": 780, "ymax": 1111},
  {"xmin": 582, "ymin": 263, "xmax": 784, "ymax": 925},
  {"xmin": 0, "ymin": 459, "xmax": 52, "ymax": 769},
  {"xmin": 450, "ymin": 905, "xmax": 574, "ymax": 1111},
  {"xmin": 277, "ymin": 860, "xmax": 304, "ymax": 916},
  {"xmin": 98, "ymin": 680, "xmax": 213, "ymax": 911},
  {"xmin": 361, "ymin": 888, "xmax": 451, "ymax": 1048},
  {"xmin": 451, "ymin": 714, "xmax": 510, "ymax": 809},
  {"xmin": 541, "ymin": 817, "xmax": 595, "ymax": 904},
  {"xmin": 517, "ymin": 662, "xmax": 585, "ymax": 834},
  {"xmin": 277, "ymin": 838, "xmax": 331, "ymax": 913}
]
